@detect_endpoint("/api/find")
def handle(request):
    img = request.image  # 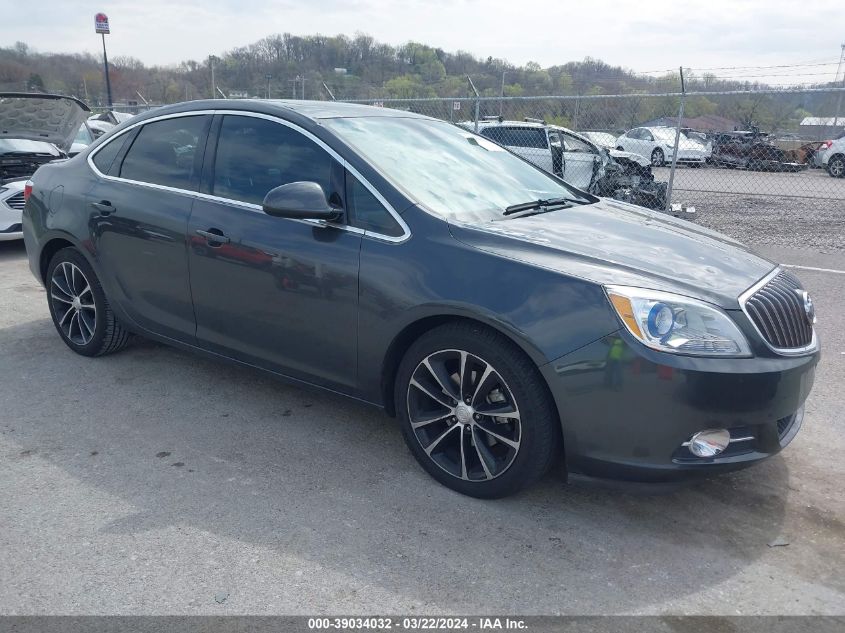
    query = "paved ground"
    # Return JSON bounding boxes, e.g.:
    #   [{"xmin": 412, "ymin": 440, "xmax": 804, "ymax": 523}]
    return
[{"xmin": 1, "ymin": 198, "xmax": 844, "ymax": 615}]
